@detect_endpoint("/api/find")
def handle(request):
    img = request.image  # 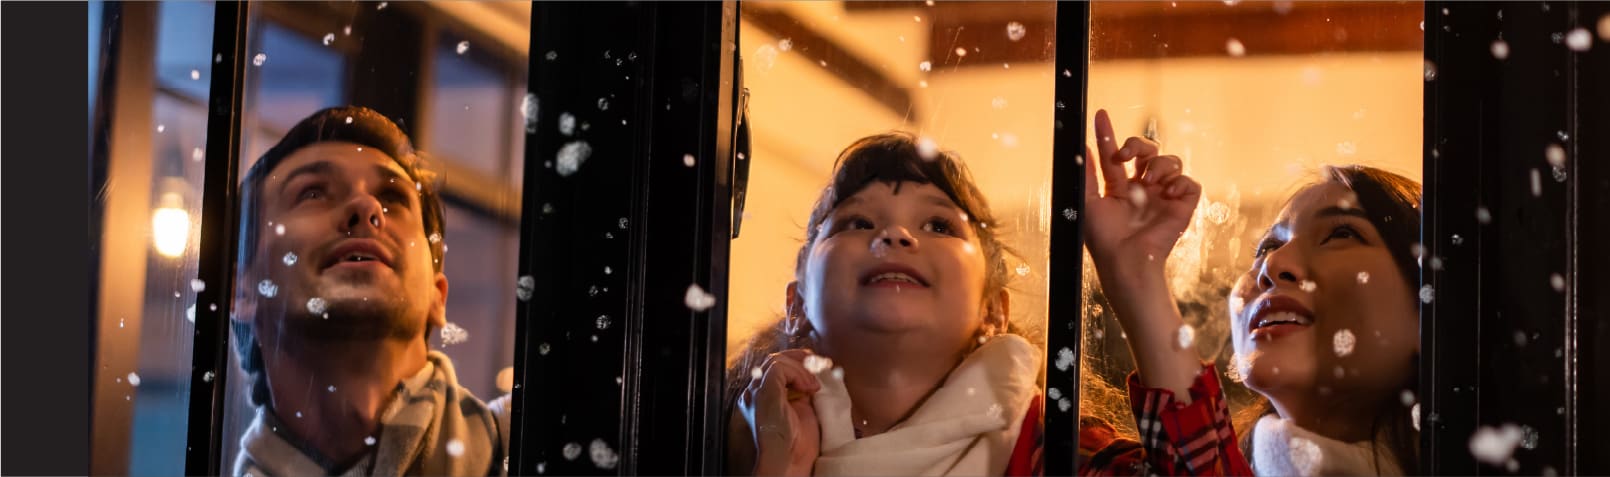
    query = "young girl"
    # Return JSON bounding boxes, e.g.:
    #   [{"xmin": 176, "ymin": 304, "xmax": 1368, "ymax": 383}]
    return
[
  {"xmin": 725, "ymin": 132, "xmax": 1056, "ymax": 476},
  {"xmin": 1082, "ymin": 109, "xmax": 1422, "ymax": 475}
]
